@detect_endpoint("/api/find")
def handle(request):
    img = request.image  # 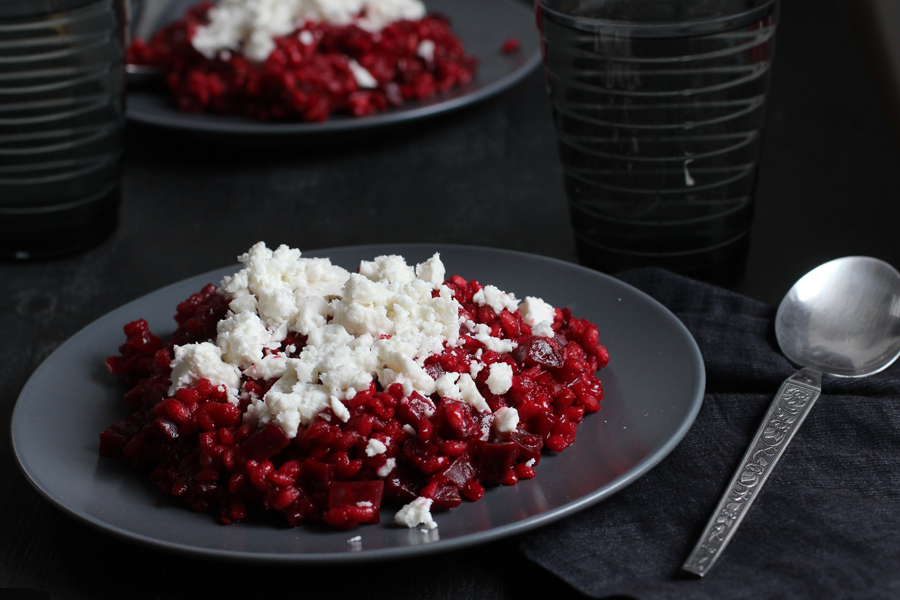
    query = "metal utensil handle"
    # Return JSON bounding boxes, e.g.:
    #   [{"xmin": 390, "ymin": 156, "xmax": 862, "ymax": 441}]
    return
[{"xmin": 682, "ymin": 367, "xmax": 822, "ymax": 577}]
